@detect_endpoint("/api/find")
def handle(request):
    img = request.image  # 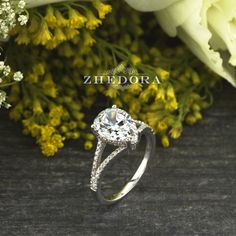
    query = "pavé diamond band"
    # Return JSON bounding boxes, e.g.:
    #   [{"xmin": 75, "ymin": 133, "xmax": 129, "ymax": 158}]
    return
[{"xmin": 90, "ymin": 105, "xmax": 156, "ymax": 205}]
